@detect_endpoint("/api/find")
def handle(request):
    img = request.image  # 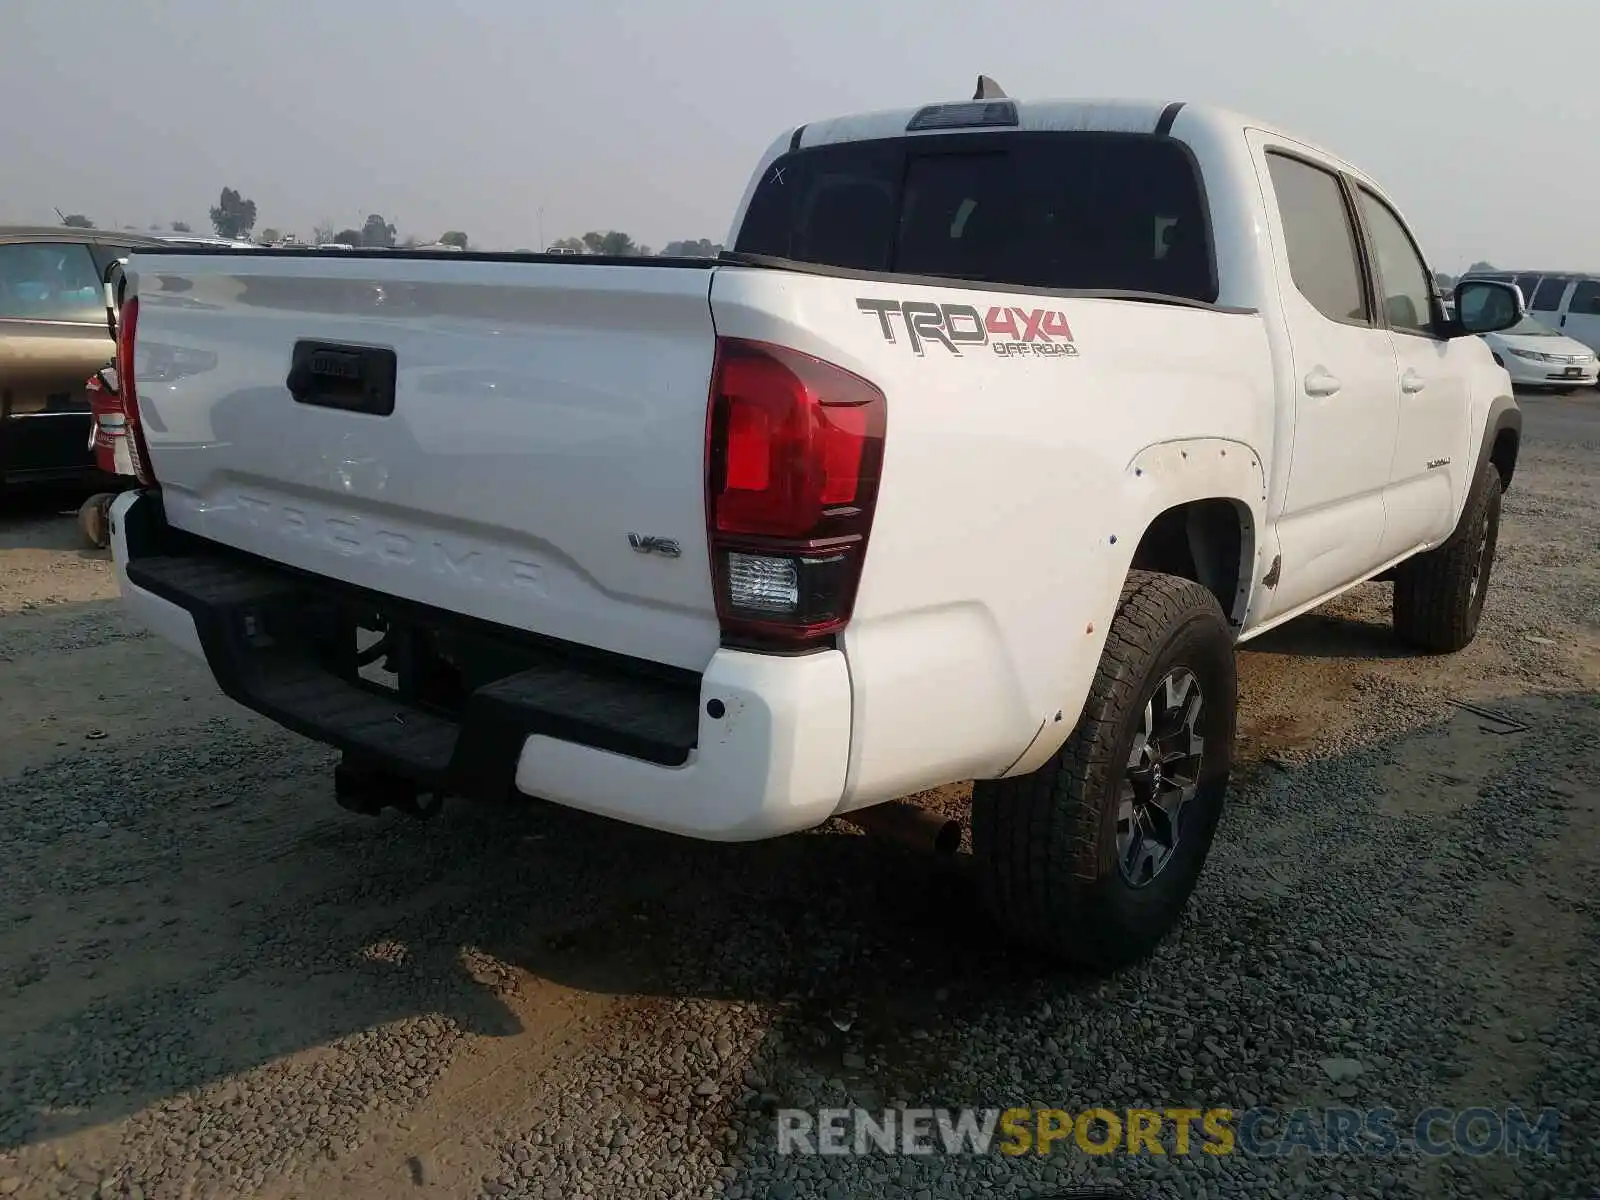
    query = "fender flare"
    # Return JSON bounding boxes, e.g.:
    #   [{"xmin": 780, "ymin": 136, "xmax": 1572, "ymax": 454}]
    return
[
  {"xmin": 997, "ymin": 437, "xmax": 1266, "ymax": 781},
  {"xmin": 1119, "ymin": 437, "xmax": 1268, "ymax": 623},
  {"xmin": 1475, "ymin": 393, "xmax": 1521, "ymax": 491}
]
